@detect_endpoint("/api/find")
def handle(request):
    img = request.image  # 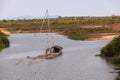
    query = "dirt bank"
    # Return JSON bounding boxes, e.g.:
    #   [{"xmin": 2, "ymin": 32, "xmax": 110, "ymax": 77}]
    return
[
  {"xmin": 86, "ymin": 33, "xmax": 119, "ymax": 41},
  {"xmin": 0, "ymin": 28, "xmax": 119, "ymax": 41},
  {"xmin": 0, "ymin": 28, "xmax": 11, "ymax": 35}
]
